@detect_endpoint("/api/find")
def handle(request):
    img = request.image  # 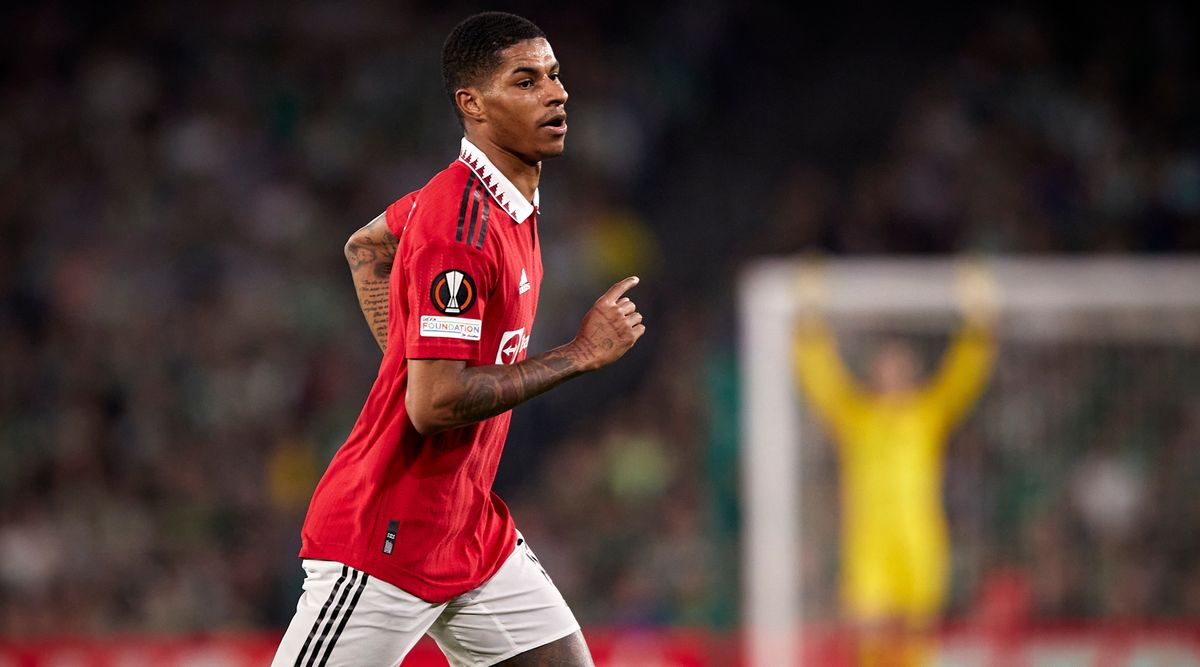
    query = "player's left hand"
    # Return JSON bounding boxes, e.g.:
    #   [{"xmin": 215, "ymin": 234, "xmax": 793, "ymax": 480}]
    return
[
  {"xmin": 957, "ymin": 259, "xmax": 999, "ymax": 329},
  {"xmin": 568, "ymin": 276, "xmax": 646, "ymax": 371}
]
